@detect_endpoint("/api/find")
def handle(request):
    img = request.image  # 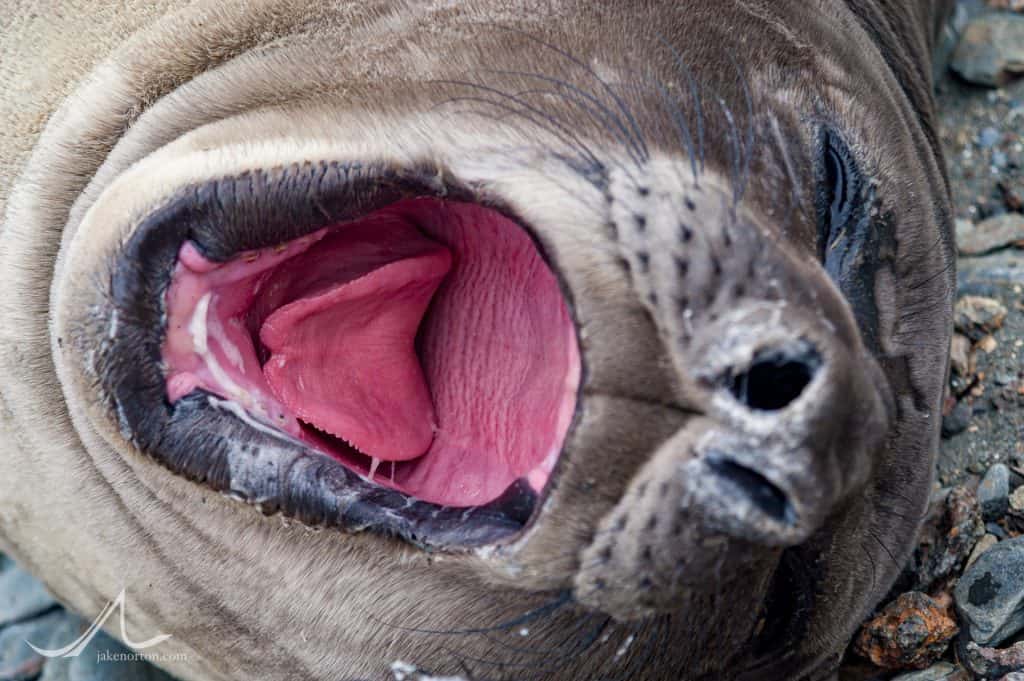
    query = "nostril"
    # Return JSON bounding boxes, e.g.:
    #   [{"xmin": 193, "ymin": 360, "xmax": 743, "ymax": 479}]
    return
[
  {"xmin": 728, "ymin": 344, "xmax": 822, "ymax": 411},
  {"xmin": 706, "ymin": 456, "xmax": 794, "ymax": 526}
]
